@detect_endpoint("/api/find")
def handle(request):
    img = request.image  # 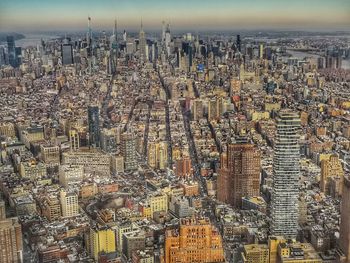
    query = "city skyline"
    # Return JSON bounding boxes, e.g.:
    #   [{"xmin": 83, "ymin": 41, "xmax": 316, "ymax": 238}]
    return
[
  {"xmin": 0, "ymin": 1, "xmax": 350, "ymax": 263},
  {"xmin": 1, "ymin": 0, "xmax": 350, "ymax": 32}
]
